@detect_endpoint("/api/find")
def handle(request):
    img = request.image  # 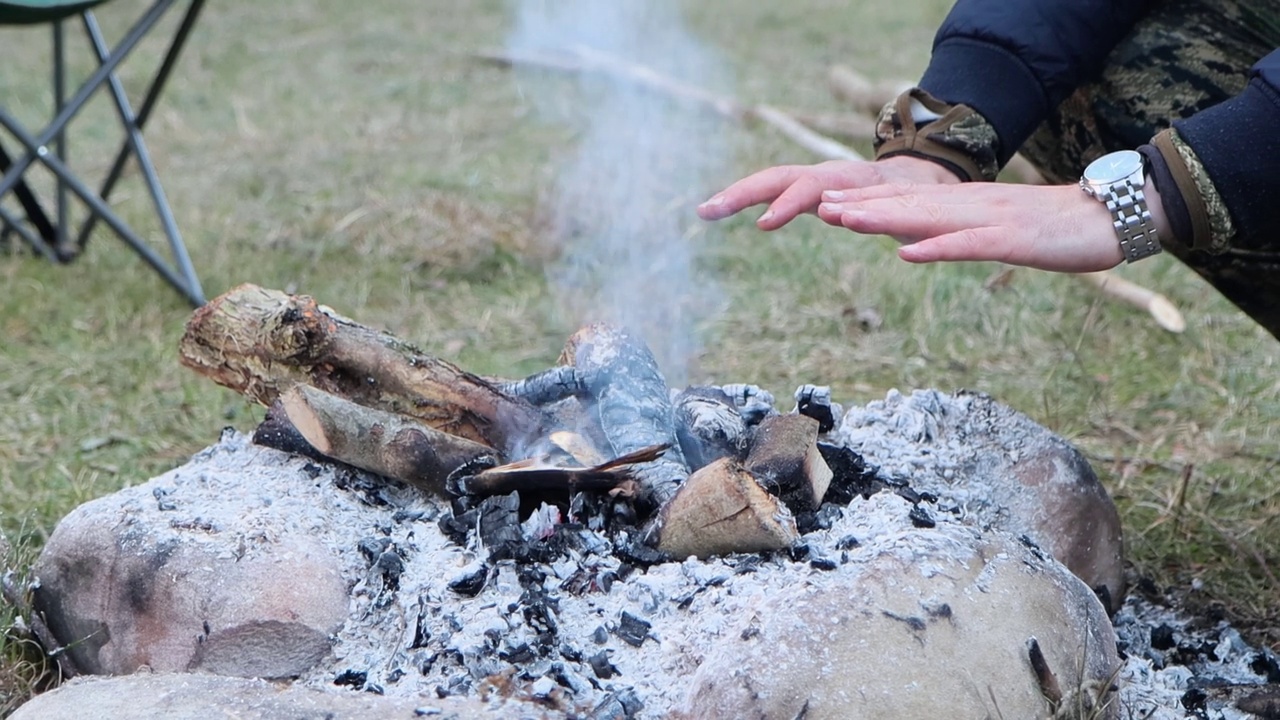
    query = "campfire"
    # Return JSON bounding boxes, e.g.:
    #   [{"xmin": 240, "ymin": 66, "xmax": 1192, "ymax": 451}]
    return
[{"xmin": 24, "ymin": 283, "xmax": 1176, "ymax": 718}]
